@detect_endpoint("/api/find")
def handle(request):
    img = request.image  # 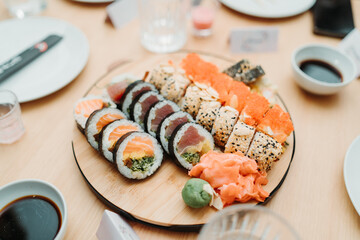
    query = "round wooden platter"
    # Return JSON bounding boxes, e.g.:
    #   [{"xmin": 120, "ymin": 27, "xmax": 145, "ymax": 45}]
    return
[{"xmin": 72, "ymin": 51, "xmax": 296, "ymax": 231}]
